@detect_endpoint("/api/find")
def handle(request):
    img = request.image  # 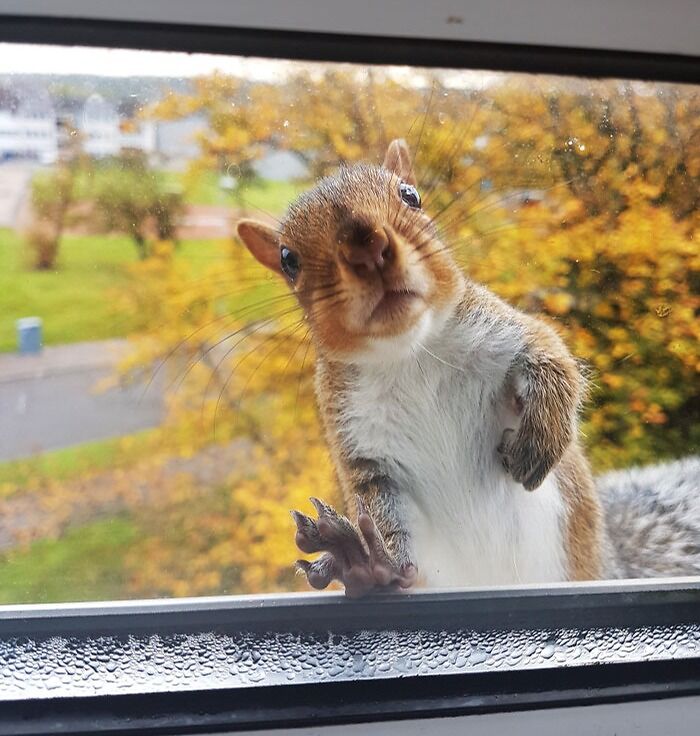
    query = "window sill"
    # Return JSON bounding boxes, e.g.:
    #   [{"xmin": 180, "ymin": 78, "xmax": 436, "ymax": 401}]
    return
[{"xmin": 0, "ymin": 579, "xmax": 698, "ymax": 734}]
